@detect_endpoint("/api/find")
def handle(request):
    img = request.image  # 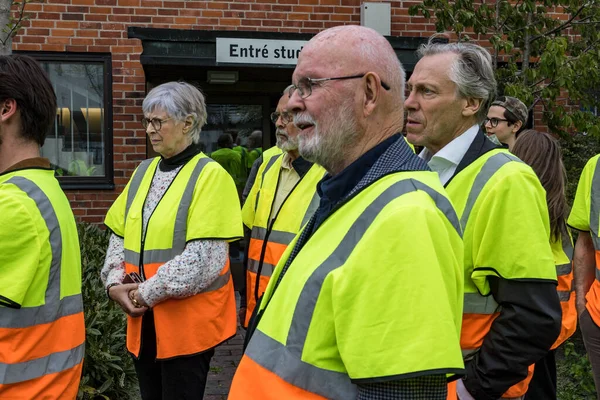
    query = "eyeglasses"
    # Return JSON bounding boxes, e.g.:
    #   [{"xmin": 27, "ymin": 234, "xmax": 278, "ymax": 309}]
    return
[
  {"xmin": 484, "ymin": 117, "xmax": 509, "ymax": 128},
  {"xmin": 289, "ymin": 74, "xmax": 391, "ymax": 99},
  {"xmin": 142, "ymin": 117, "xmax": 173, "ymax": 131},
  {"xmin": 270, "ymin": 111, "xmax": 293, "ymax": 125}
]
